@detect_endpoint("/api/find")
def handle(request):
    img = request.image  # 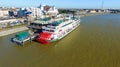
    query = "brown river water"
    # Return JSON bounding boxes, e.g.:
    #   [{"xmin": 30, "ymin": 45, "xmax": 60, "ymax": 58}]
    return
[{"xmin": 0, "ymin": 14, "xmax": 120, "ymax": 67}]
